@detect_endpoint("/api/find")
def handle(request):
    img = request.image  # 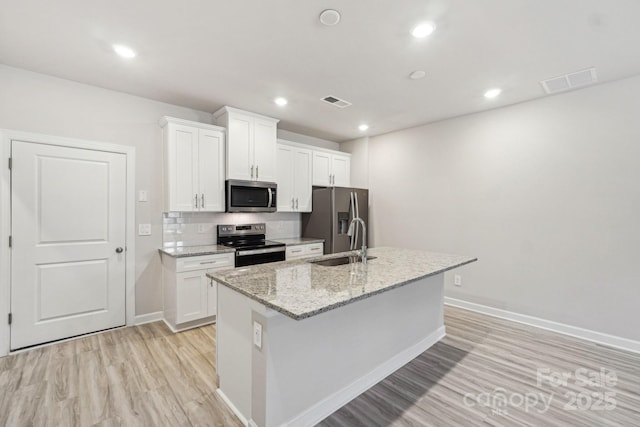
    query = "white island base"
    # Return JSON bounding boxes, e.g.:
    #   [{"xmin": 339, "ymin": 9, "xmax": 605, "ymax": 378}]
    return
[{"xmin": 216, "ymin": 273, "xmax": 446, "ymax": 427}]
